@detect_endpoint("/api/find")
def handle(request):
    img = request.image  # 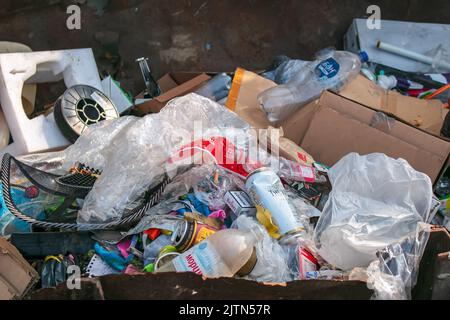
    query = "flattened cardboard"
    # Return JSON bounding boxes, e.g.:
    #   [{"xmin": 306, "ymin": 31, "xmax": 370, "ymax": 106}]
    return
[
  {"xmin": 0, "ymin": 237, "xmax": 39, "ymax": 300},
  {"xmin": 132, "ymin": 72, "xmax": 211, "ymax": 115},
  {"xmin": 339, "ymin": 75, "xmax": 449, "ymax": 135},
  {"xmin": 281, "ymin": 91, "xmax": 450, "ymax": 183},
  {"xmin": 225, "ymin": 68, "xmax": 276, "ymax": 129}
]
